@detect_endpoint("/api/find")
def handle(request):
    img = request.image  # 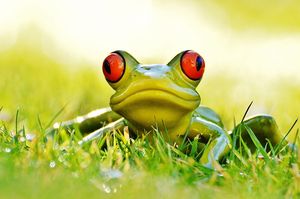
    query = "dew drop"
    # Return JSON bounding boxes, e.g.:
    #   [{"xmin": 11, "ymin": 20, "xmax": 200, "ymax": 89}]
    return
[
  {"xmin": 19, "ymin": 136, "xmax": 26, "ymax": 142},
  {"xmin": 49, "ymin": 161, "xmax": 56, "ymax": 168},
  {"xmin": 102, "ymin": 184, "xmax": 111, "ymax": 193},
  {"xmin": 25, "ymin": 133, "xmax": 35, "ymax": 141}
]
